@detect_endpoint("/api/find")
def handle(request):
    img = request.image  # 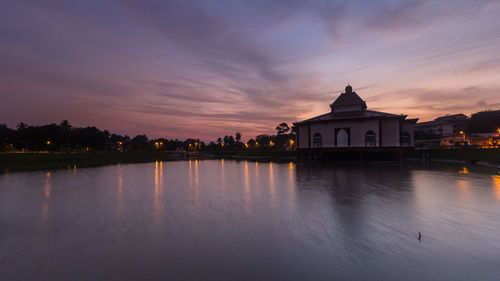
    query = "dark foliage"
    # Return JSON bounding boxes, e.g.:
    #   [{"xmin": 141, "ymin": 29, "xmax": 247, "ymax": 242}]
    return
[
  {"xmin": 467, "ymin": 110, "xmax": 500, "ymax": 133},
  {"xmin": 1, "ymin": 121, "xmax": 297, "ymax": 152}
]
